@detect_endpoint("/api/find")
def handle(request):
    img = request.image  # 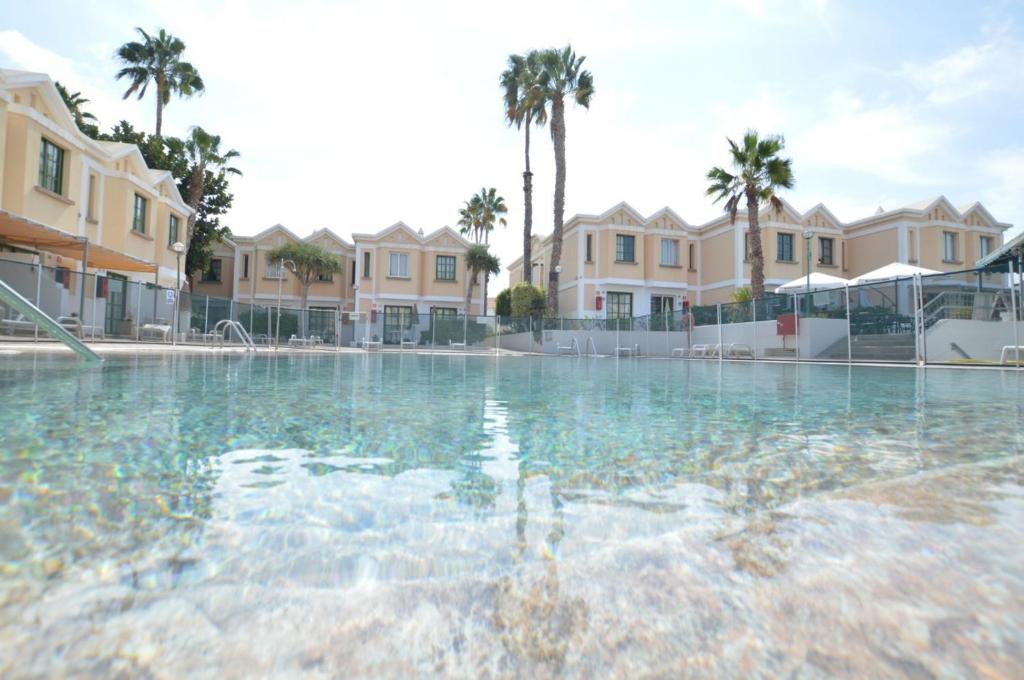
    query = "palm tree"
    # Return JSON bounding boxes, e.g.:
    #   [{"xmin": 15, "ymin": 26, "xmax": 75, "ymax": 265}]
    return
[
  {"xmin": 501, "ymin": 51, "xmax": 547, "ymax": 284},
  {"xmin": 457, "ymin": 188, "xmax": 507, "ymax": 245},
  {"xmin": 536, "ymin": 46, "xmax": 594, "ymax": 313},
  {"xmin": 115, "ymin": 27, "xmax": 205, "ymax": 136},
  {"xmin": 266, "ymin": 242, "xmax": 342, "ymax": 336},
  {"xmin": 179, "ymin": 127, "xmax": 241, "ymax": 289},
  {"xmin": 465, "ymin": 245, "xmax": 501, "ymax": 314},
  {"xmin": 706, "ymin": 130, "xmax": 795, "ymax": 299},
  {"xmin": 54, "ymin": 81, "xmax": 99, "ymax": 136}
]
